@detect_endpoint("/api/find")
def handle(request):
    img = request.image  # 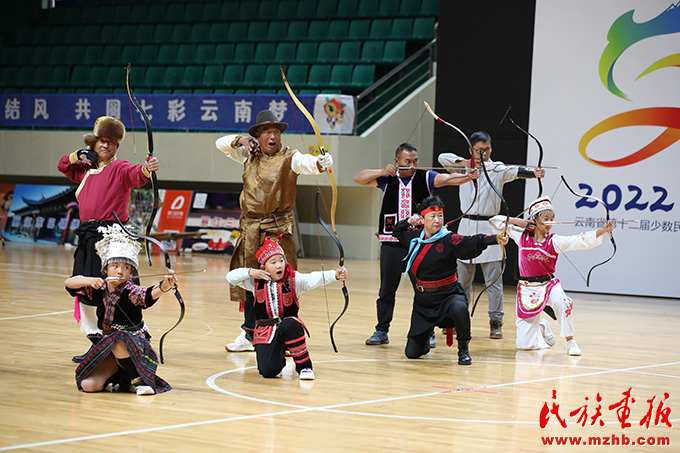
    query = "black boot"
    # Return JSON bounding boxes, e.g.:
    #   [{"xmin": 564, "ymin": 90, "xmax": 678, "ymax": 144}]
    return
[
  {"xmin": 115, "ymin": 357, "xmax": 140, "ymax": 393},
  {"xmin": 72, "ymin": 333, "xmax": 102, "ymax": 363},
  {"xmin": 457, "ymin": 340, "xmax": 472, "ymax": 366},
  {"xmin": 489, "ymin": 320, "xmax": 503, "ymax": 339}
]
